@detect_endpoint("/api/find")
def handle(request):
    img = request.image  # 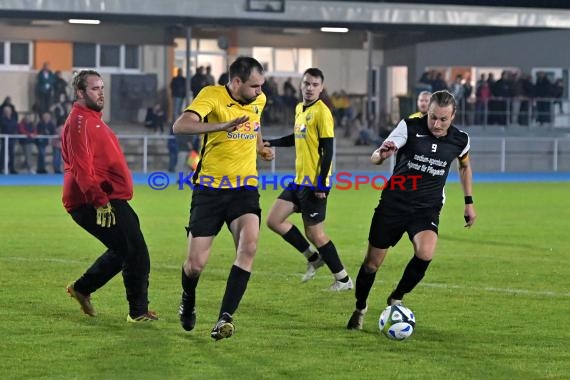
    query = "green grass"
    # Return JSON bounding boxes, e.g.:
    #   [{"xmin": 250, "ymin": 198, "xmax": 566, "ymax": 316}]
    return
[{"xmin": 1, "ymin": 183, "xmax": 569, "ymax": 379}]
